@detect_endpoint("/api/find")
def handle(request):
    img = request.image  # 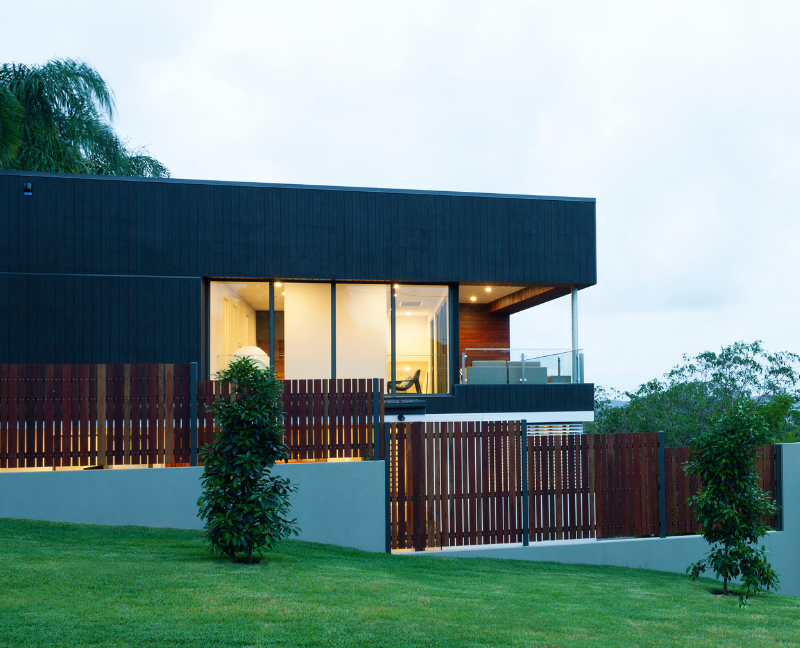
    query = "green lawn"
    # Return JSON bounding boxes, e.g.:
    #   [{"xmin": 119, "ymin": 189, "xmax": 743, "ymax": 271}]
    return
[{"xmin": 0, "ymin": 519, "xmax": 797, "ymax": 647}]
